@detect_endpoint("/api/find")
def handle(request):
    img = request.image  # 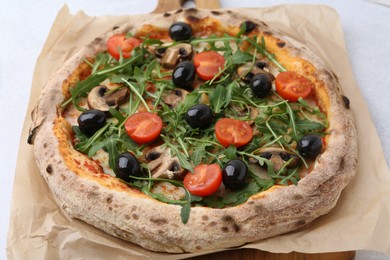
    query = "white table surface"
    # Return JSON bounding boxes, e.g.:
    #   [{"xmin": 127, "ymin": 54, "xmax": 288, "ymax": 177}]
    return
[{"xmin": 1, "ymin": 0, "xmax": 389, "ymax": 259}]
